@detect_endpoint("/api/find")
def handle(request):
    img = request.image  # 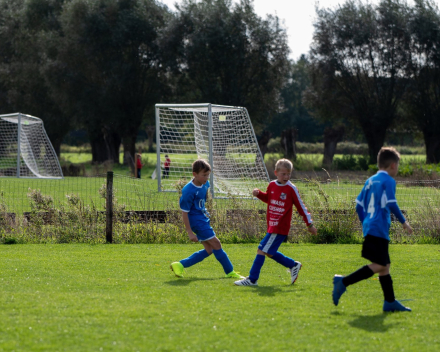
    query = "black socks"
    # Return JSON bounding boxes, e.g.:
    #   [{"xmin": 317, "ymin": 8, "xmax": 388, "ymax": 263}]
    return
[
  {"xmin": 379, "ymin": 274, "xmax": 395, "ymax": 303},
  {"xmin": 342, "ymin": 265, "xmax": 374, "ymax": 287},
  {"xmin": 342, "ymin": 267, "xmax": 396, "ymax": 303}
]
